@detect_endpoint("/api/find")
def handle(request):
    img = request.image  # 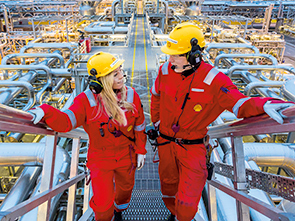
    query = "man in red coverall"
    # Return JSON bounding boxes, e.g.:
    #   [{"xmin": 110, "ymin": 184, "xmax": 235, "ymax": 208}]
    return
[
  {"xmin": 29, "ymin": 52, "xmax": 147, "ymax": 221},
  {"xmin": 150, "ymin": 22, "xmax": 294, "ymax": 221}
]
